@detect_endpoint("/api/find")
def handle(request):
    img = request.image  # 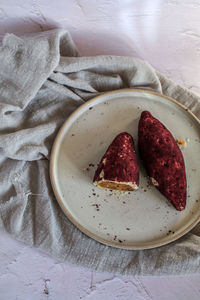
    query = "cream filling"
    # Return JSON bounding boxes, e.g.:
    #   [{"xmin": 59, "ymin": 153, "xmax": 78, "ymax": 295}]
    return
[
  {"xmin": 99, "ymin": 169, "xmax": 104, "ymax": 179},
  {"xmin": 102, "ymin": 158, "xmax": 107, "ymax": 164},
  {"xmin": 151, "ymin": 177, "xmax": 159, "ymax": 186},
  {"xmin": 94, "ymin": 179, "xmax": 139, "ymax": 190}
]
